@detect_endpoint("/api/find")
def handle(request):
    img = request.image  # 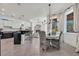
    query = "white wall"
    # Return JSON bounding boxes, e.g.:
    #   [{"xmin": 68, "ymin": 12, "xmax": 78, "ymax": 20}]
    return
[
  {"xmin": 73, "ymin": 4, "xmax": 79, "ymax": 32},
  {"xmin": 9, "ymin": 20, "xmax": 31, "ymax": 29},
  {"xmin": 64, "ymin": 33, "xmax": 78, "ymax": 47},
  {"xmin": 0, "ymin": 17, "xmax": 31, "ymax": 30},
  {"xmin": 31, "ymin": 16, "xmax": 47, "ymax": 34}
]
